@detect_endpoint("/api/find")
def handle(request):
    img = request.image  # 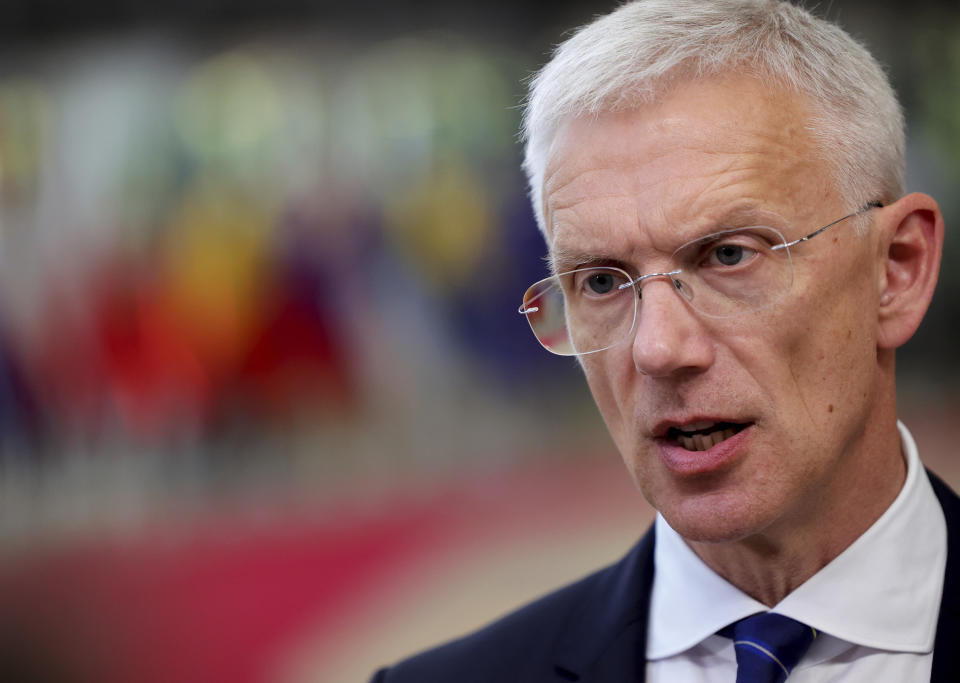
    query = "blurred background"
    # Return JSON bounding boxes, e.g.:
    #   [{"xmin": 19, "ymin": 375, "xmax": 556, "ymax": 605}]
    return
[{"xmin": 0, "ymin": 1, "xmax": 957, "ymax": 681}]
